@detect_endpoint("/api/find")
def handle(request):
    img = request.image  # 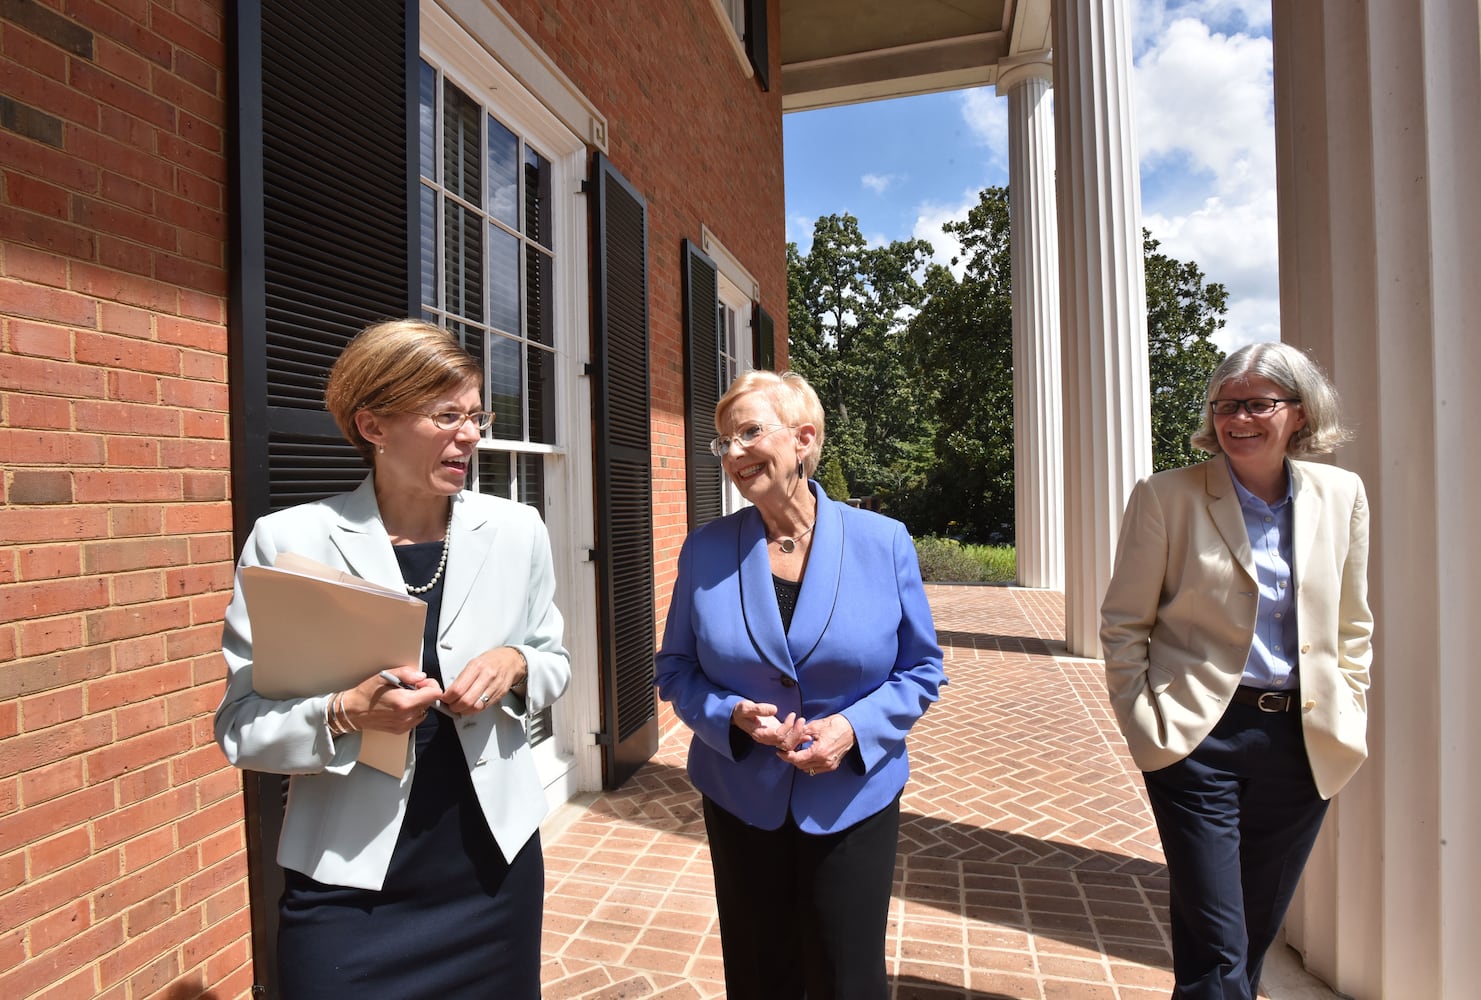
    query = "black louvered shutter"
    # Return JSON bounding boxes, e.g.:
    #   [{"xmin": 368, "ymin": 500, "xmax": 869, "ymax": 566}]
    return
[
  {"xmin": 745, "ymin": 0, "xmax": 770, "ymax": 91},
  {"xmin": 591, "ymin": 153, "xmax": 658, "ymax": 790},
  {"xmin": 683, "ymin": 240, "xmax": 725, "ymax": 530},
  {"xmin": 753, "ymin": 303, "xmax": 775, "ymax": 370},
  {"xmin": 229, "ymin": 2, "xmax": 416, "ymax": 993}
]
